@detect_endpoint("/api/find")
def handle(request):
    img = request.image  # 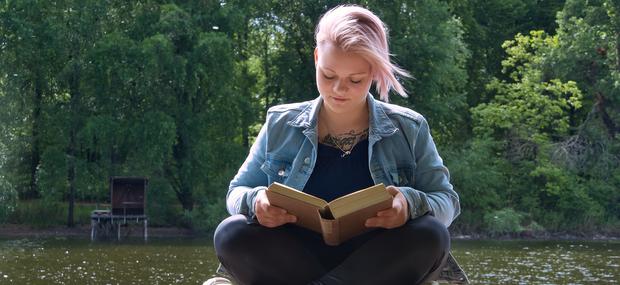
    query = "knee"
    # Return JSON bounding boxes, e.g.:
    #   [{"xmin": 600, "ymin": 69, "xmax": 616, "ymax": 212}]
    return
[
  {"xmin": 213, "ymin": 215, "xmax": 255, "ymax": 257},
  {"xmin": 404, "ymin": 215, "xmax": 450, "ymax": 253}
]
